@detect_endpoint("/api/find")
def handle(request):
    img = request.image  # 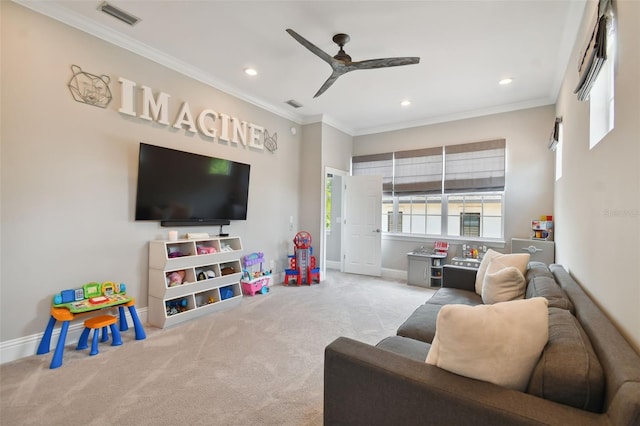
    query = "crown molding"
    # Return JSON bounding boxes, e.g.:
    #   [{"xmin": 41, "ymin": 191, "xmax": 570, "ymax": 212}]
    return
[
  {"xmin": 354, "ymin": 97, "xmax": 555, "ymax": 136},
  {"xmin": 14, "ymin": 0, "xmax": 305, "ymax": 125}
]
